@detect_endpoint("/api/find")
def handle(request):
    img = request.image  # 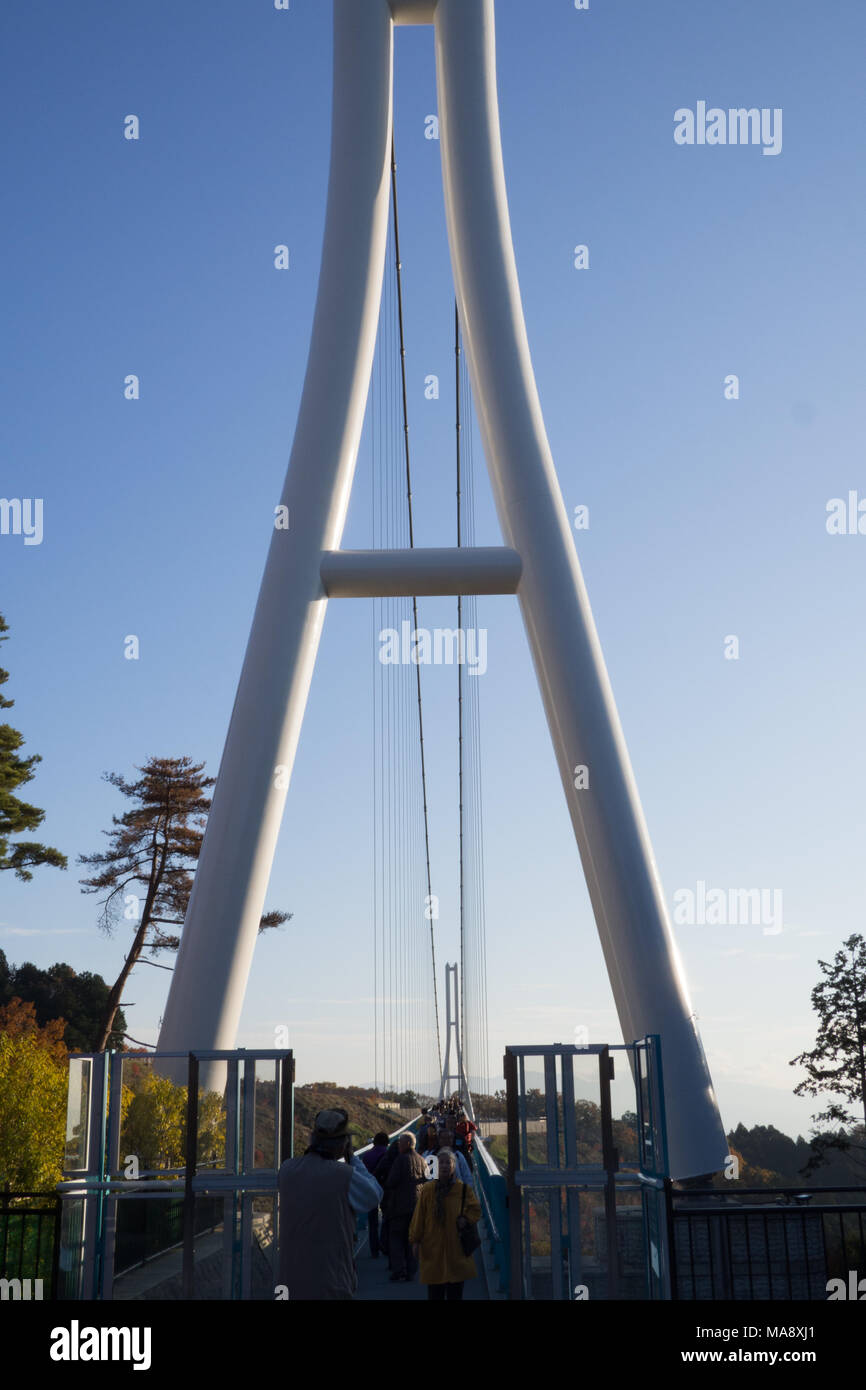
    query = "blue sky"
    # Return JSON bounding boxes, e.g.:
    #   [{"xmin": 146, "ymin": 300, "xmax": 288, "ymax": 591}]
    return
[{"xmin": 2, "ymin": 0, "xmax": 865, "ymax": 1141}]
